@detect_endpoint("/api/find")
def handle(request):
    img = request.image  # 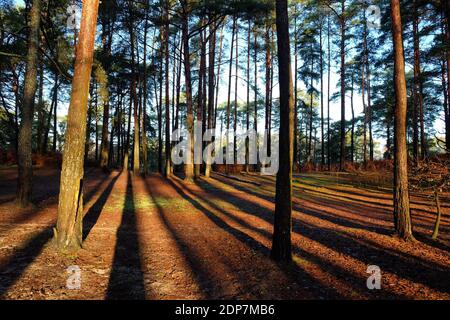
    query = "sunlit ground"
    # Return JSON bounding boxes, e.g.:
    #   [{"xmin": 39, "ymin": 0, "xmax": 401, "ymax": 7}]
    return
[{"xmin": 0, "ymin": 167, "xmax": 449, "ymax": 300}]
